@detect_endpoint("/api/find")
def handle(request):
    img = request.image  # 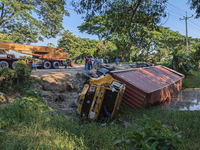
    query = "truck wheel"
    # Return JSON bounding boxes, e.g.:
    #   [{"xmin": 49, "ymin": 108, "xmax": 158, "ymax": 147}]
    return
[
  {"xmin": 0, "ymin": 61, "xmax": 9, "ymax": 69},
  {"xmin": 52, "ymin": 61, "xmax": 60, "ymax": 69},
  {"xmin": 43, "ymin": 61, "xmax": 51, "ymax": 69},
  {"xmin": 12, "ymin": 61, "xmax": 17, "ymax": 69}
]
